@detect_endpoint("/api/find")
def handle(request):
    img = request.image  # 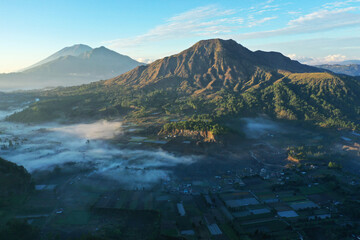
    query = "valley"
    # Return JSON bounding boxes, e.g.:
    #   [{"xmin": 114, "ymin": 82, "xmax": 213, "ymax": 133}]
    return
[{"xmin": 1, "ymin": 89, "xmax": 360, "ymax": 239}]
